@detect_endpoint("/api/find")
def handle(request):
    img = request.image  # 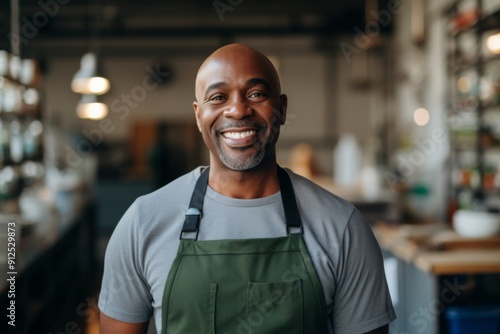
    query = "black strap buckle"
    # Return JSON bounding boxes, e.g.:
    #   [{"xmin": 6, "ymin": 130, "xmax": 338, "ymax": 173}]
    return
[
  {"xmin": 180, "ymin": 168, "xmax": 209, "ymax": 240},
  {"xmin": 180, "ymin": 208, "xmax": 201, "ymax": 240},
  {"xmin": 287, "ymin": 225, "xmax": 303, "ymax": 236}
]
